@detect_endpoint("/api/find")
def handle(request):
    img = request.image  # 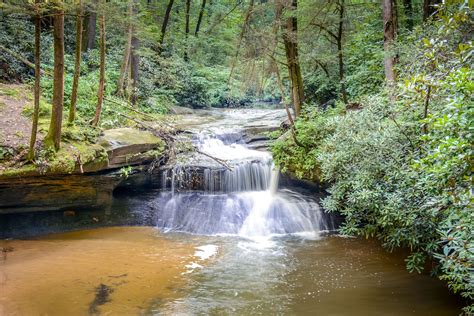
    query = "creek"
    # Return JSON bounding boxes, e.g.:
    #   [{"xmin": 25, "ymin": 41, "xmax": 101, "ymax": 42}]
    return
[{"xmin": 0, "ymin": 109, "xmax": 462, "ymax": 315}]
